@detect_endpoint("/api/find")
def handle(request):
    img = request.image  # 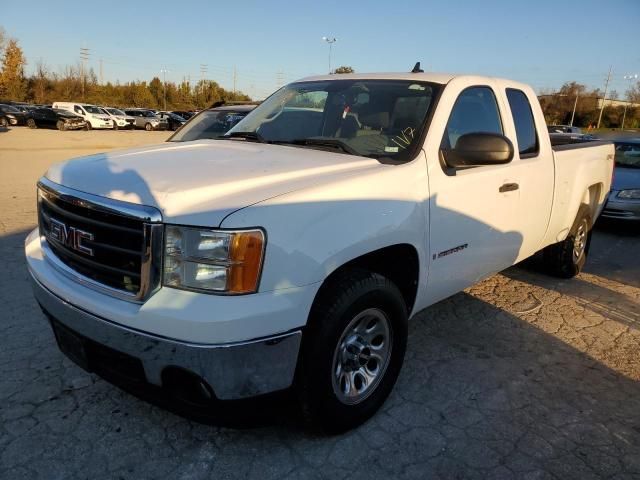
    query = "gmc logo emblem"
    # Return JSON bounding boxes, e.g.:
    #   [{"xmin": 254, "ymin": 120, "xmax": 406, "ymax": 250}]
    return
[{"xmin": 48, "ymin": 218, "xmax": 95, "ymax": 256}]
